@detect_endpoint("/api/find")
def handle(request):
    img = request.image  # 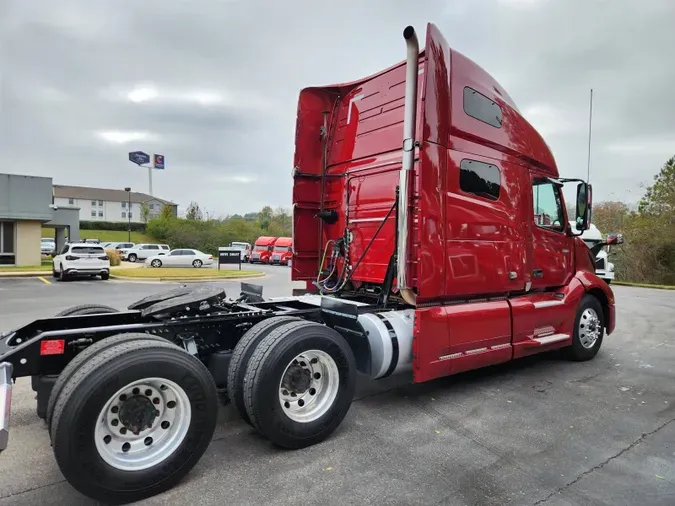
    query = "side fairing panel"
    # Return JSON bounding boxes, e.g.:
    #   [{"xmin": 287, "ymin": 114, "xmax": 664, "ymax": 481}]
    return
[{"xmin": 412, "ymin": 300, "xmax": 512, "ymax": 384}]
